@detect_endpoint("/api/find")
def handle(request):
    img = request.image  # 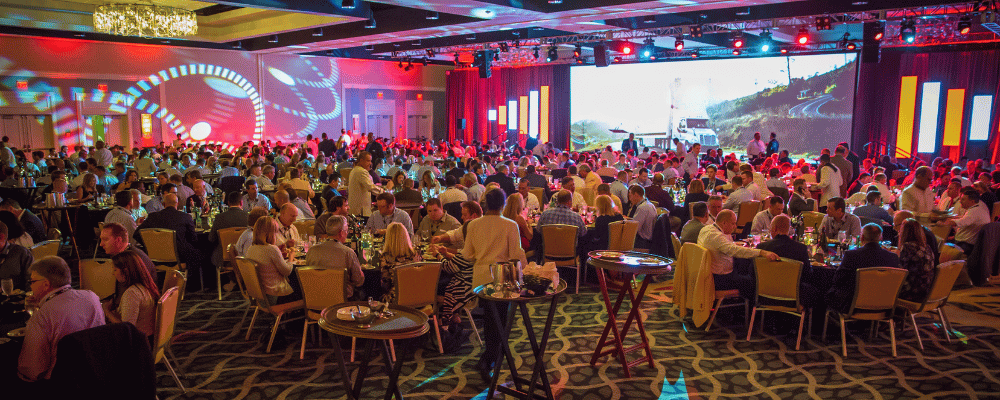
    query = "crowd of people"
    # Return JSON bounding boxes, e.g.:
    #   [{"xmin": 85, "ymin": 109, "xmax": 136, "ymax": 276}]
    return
[{"xmin": 1, "ymin": 127, "xmax": 996, "ymax": 387}]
